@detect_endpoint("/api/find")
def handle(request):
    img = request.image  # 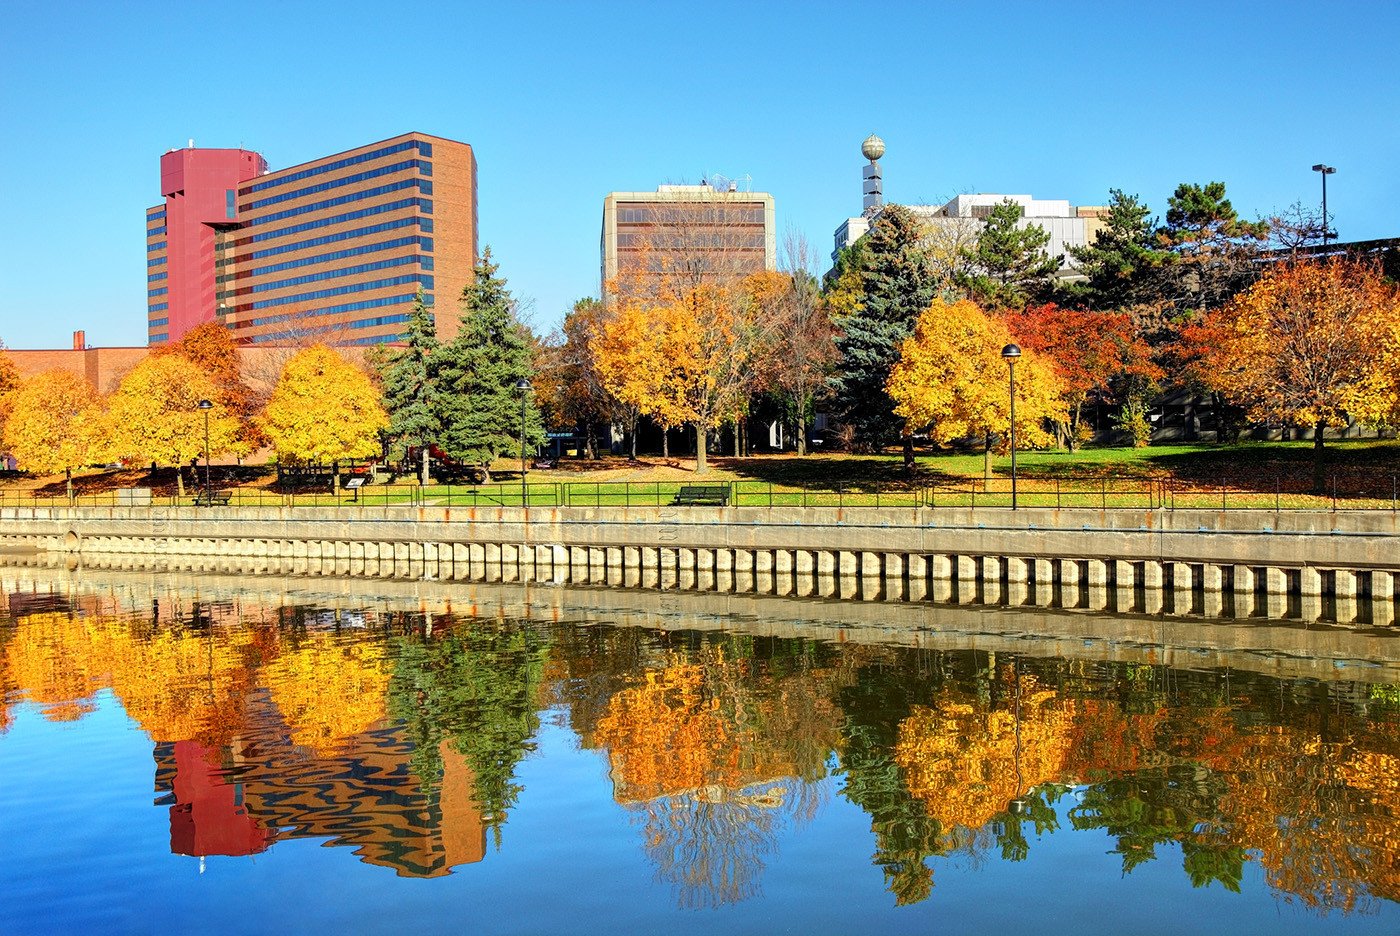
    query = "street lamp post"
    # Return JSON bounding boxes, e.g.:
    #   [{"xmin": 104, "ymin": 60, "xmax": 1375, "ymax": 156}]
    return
[
  {"xmin": 197, "ymin": 399, "xmax": 213, "ymax": 505},
  {"xmin": 1311, "ymin": 163, "xmax": 1336, "ymax": 247},
  {"xmin": 515, "ymin": 378, "xmax": 533, "ymax": 506},
  {"xmin": 1001, "ymin": 344, "xmax": 1021, "ymax": 510}
]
